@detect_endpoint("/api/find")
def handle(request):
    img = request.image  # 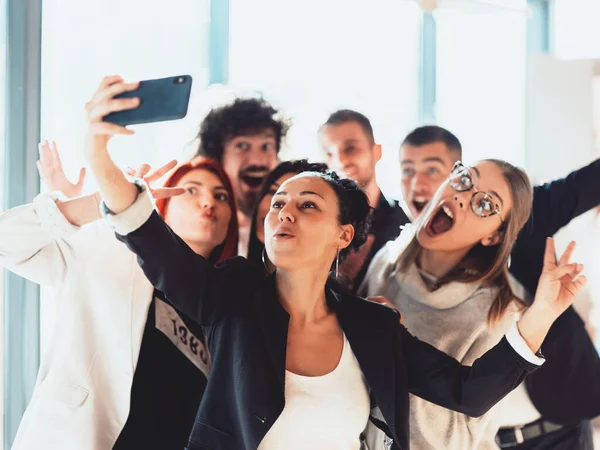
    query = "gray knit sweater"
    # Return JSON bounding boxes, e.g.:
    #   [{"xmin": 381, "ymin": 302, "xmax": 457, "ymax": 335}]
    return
[{"xmin": 360, "ymin": 238, "xmax": 518, "ymax": 450}]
